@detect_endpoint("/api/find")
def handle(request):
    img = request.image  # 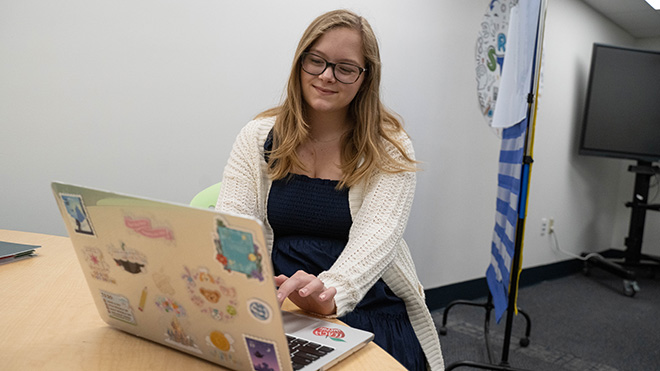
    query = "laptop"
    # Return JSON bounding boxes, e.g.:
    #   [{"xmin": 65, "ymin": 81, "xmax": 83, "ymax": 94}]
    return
[{"xmin": 51, "ymin": 182, "xmax": 374, "ymax": 371}]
